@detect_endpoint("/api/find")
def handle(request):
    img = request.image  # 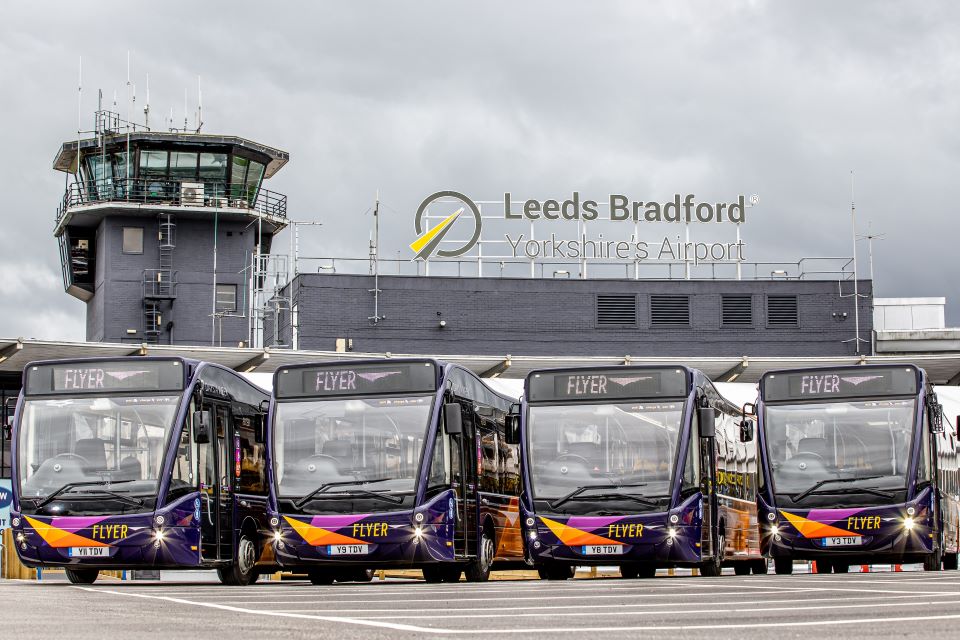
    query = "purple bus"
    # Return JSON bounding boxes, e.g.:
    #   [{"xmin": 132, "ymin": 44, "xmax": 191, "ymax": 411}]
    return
[
  {"xmin": 518, "ymin": 366, "xmax": 764, "ymax": 579},
  {"xmin": 10, "ymin": 357, "xmax": 273, "ymax": 585},
  {"xmin": 756, "ymin": 364, "xmax": 960, "ymax": 573},
  {"xmin": 266, "ymin": 359, "xmax": 524, "ymax": 584}
]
